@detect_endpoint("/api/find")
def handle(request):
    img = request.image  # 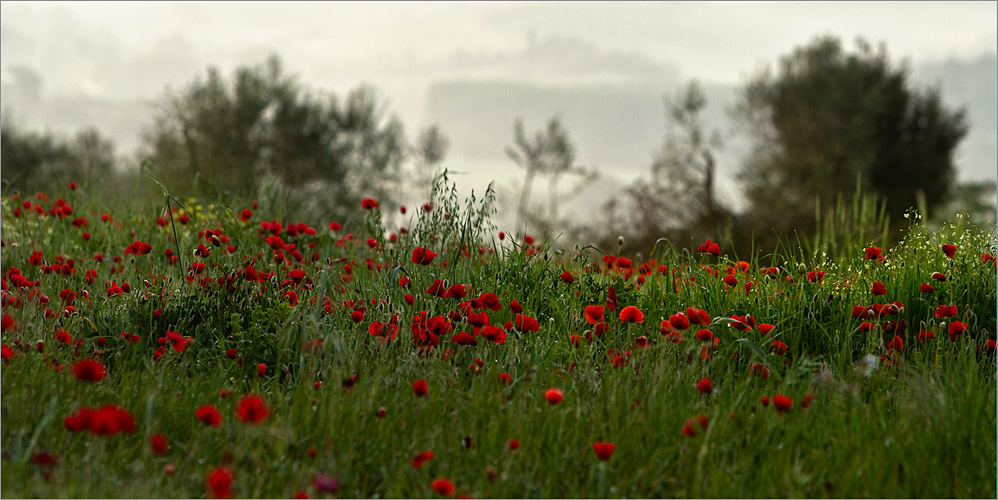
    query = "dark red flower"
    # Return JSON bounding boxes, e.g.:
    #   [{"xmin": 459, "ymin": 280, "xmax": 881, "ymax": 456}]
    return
[
  {"xmin": 947, "ymin": 321, "xmax": 966, "ymax": 341},
  {"xmin": 151, "ymin": 433, "xmax": 168, "ymax": 455},
  {"xmin": 1, "ymin": 344, "xmax": 13, "ymax": 363},
  {"xmin": 206, "ymin": 467, "xmax": 233, "ymax": 499},
  {"xmin": 669, "ymin": 312, "xmax": 690, "ymax": 330},
  {"xmin": 686, "ymin": 307, "xmax": 710, "ymax": 326},
  {"xmin": 431, "ymin": 478, "xmax": 454, "ymax": 496},
  {"xmin": 887, "ymin": 335, "xmax": 903, "ymax": 352},
  {"xmin": 697, "ymin": 378, "xmax": 713, "ymax": 394},
  {"xmin": 451, "ymin": 332, "xmax": 478, "ymax": 346},
  {"xmin": 917, "ymin": 329, "xmax": 935, "ymax": 342},
  {"xmin": 800, "ymin": 393, "xmax": 814, "ymax": 409},
  {"xmin": 584, "ymin": 305, "xmax": 605, "ymax": 325},
  {"xmin": 618, "ymin": 305, "xmax": 644, "ymax": 324},
  {"xmin": 941, "ymin": 244, "xmax": 957, "ymax": 258},
  {"xmin": 196, "ymin": 405, "xmax": 222, "ymax": 427},
  {"xmin": 413, "ymin": 379, "xmax": 428, "ymax": 397},
  {"xmin": 544, "ymin": 388, "xmax": 564, "ymax": 405},
  {"xmin": 592, "ymin": 442, "xmax": 615, "ymax": 460},
  {"xmin": 559, "ymin": 270, "xmax": 574, "ymax": 284},
  {"xmin": 498, "ymin": 372, "xmax": 512, "ymax": 385},
  {"xmin": 695, "ymin": 329, "xmax": 713, "ymax": 342},
  {"xmin": 257, "ymin": 363, "xmax": 267, "ymax": 377},
  {"xmin": 515, "ymin": 314, "xmax": 540, "ymax": 332},
  {"xmin": 931, "ymin": 272, "xmax": 947, "ymax": 281},
  {"xmin": 919, "ymin": 283, "xmax": 934, "ymax": 293},
  {"xmin": 411, "ymin": 247, "xmax": 437, "ymax": 265},
  {"xmin": 72, "ymin": 359, "xmax": 106, "ymax": 382},
  {"xmin": 749, "ymin": 363, "xmax": 770, "ymax": 379},
  {"xmin": 445, "ymin": 284, "xmax": 467, "ymax": 300},
  {"xmin": 871, "ymin": 281, "xmax": 887, "ymax": 296},
  {"xmin": 235, "ymin": 395, "xmax": 269, "ymax": 424},
  {"xmin": 770, "ymin": 340, "xmax": 788, "ymax": 356},
  {"xmin": 773, "ymin": 394, "xmax": 792, "ymax": 415},
  {"xmin": 481, "ymin": 325, "xmax": 506, "ymax": 344},
  {"xmin": 865, "ymin": 246, "xmax": 881, "ymax": 260},
  {"xmin": 412, "ymin": 450, "xmax": 434, "ymax": 468},
  {"xmin": 361, "ymin": 198, "xmax": 379, "ymax": 210},
  {"xmin": 934, "ymin": 304, "xmax": 958, "ymax": 318}
]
